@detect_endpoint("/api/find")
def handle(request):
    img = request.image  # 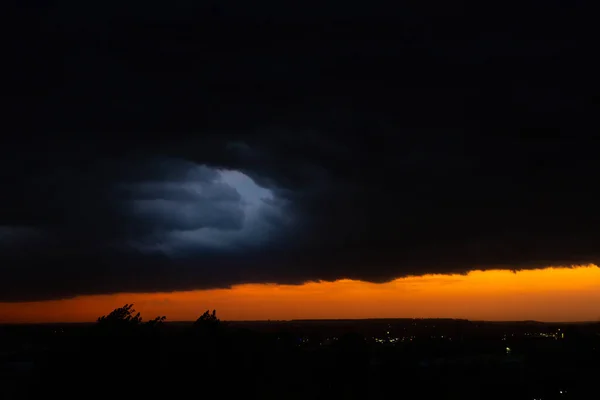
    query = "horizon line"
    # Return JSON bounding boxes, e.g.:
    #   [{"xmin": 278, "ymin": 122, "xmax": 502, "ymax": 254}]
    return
[{"xmin": 2, "ymin": 317, "xmax": 599, "ymax": 326}]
